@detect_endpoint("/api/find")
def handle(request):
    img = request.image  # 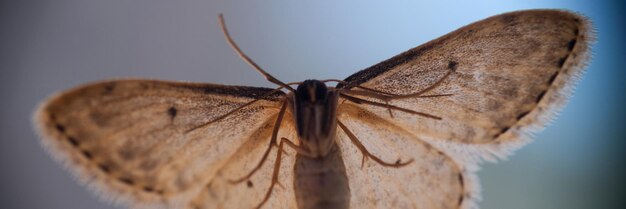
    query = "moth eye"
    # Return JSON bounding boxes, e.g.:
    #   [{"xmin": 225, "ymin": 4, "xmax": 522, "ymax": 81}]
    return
[
  {"xmin": 296, "ymin": 84, "xmax": 310, "ymax": 103},
  {"xmin": 314, "ymin": 83, "xmax": 328, "ymax": 102}
]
